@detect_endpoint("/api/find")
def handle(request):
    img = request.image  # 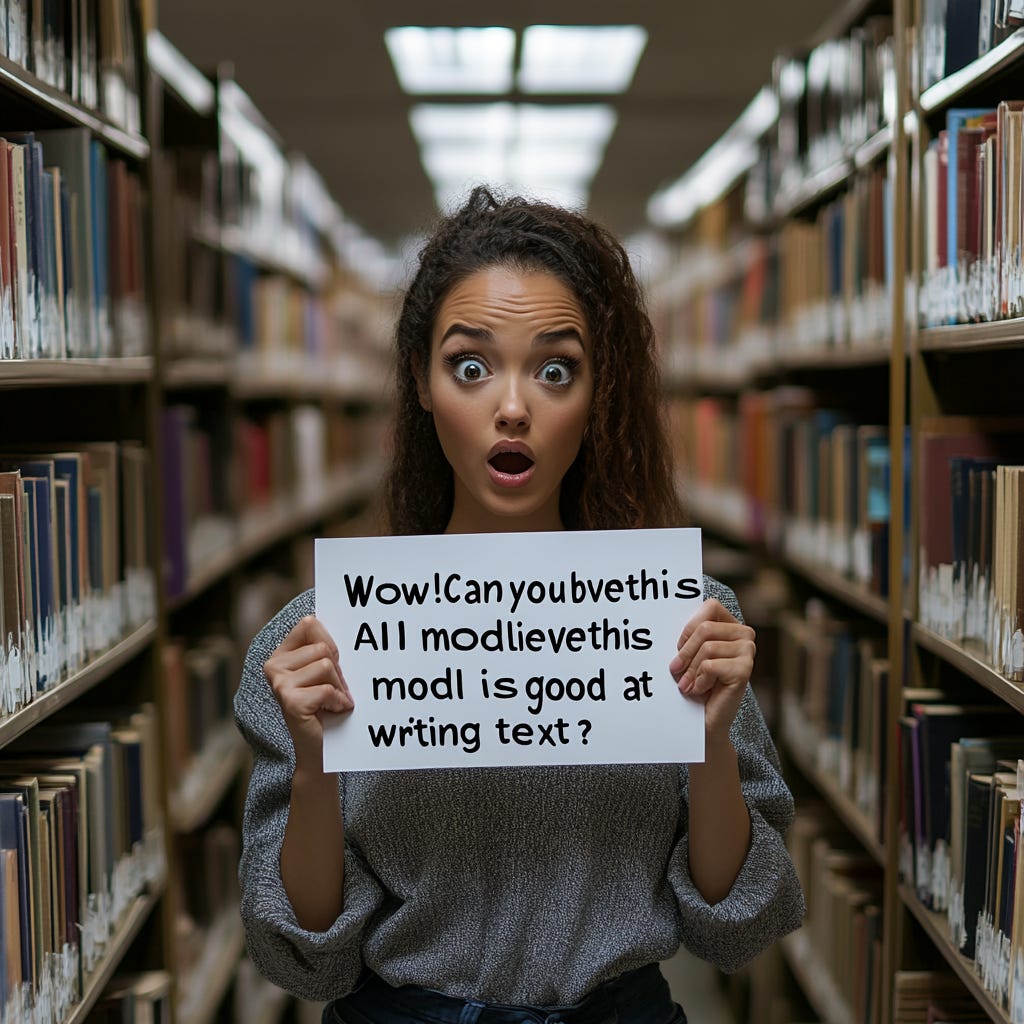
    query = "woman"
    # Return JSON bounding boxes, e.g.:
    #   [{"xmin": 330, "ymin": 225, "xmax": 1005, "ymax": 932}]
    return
[{"xmin": 235, "ymin": 187, "xmax": 805, "ymax": 1023}]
